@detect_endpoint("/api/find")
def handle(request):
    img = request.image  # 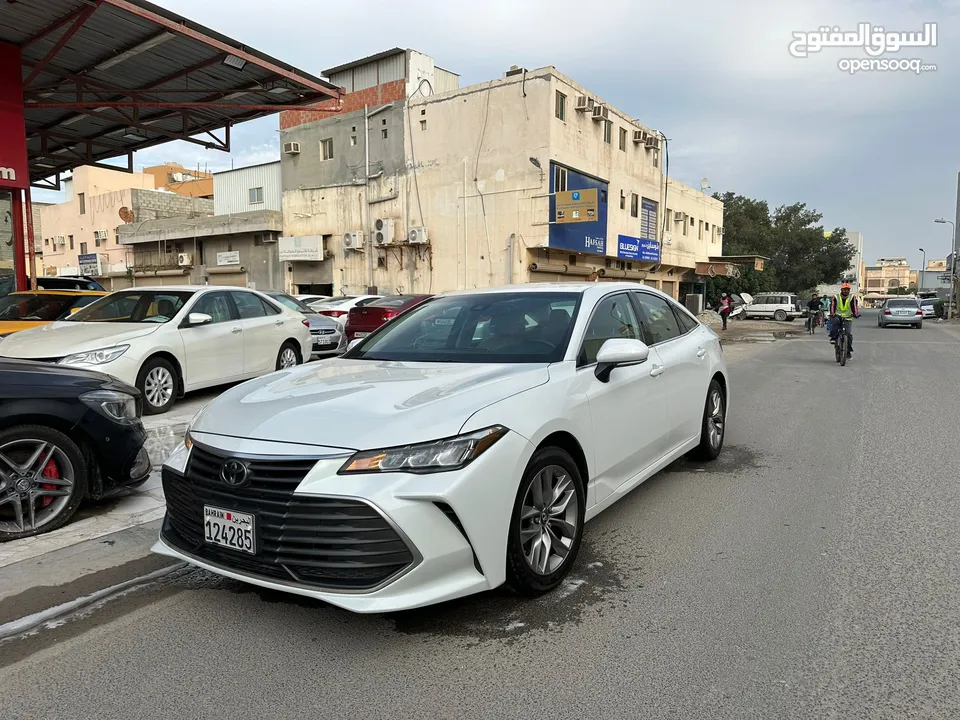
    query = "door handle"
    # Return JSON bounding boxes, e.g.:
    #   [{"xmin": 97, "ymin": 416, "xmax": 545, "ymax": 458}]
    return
[
  {"xmin": 231, "ymin": 327, "xmax": 242, "ymax": 334},
  {"xmin": 697, "ymin": 347, "xmax": 707, "ymax": 358},
  {"xmin": 650, "ymin": 364, "xmax": 665, "ymax": 377},
  {"xmin": 275, "ymin": 319, "xmax": 285, "ymax": 326}
]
